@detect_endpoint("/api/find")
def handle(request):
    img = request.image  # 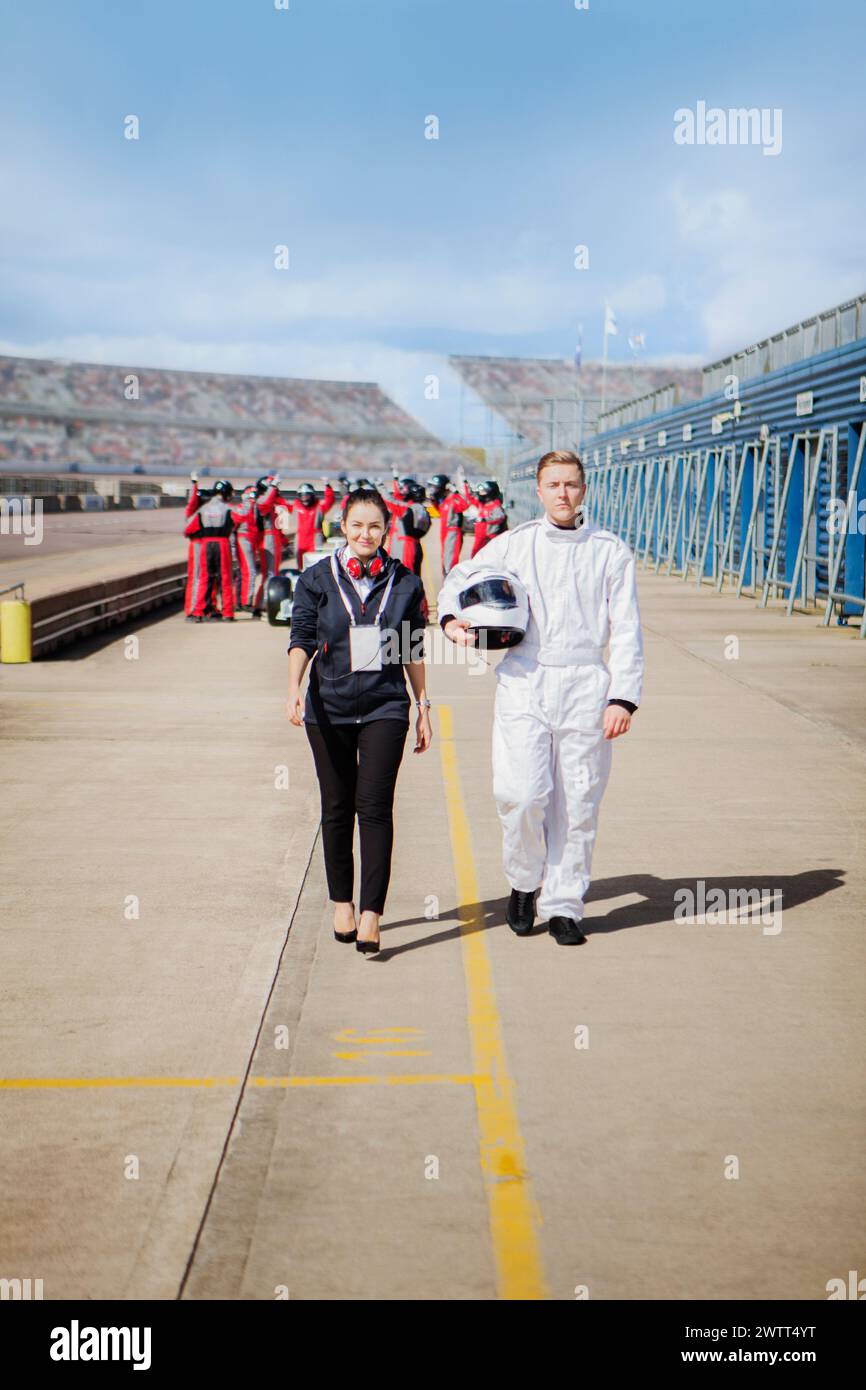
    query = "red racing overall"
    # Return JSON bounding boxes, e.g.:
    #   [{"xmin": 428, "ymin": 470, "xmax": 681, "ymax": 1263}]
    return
[
  {"xmin": 282, "ymin": 483, "xmax": 335, "ymax": 570},
  {"xmin": 470, "ymin": 495, "xmax": 508, "ymax": 557},
  {"xmin": 439, "ymin": 488, "xmax": 470, "ymax": 575},
  {"xmin": 231, "ymin": 491, "xmax": 265, "ymax": 610},
  {"xmin": 184, "ymin": 481, "xmax": 202, "ymax": 615},
  {"xmin": 184, "ymin": 495, "xmax": 236, "ymax": 618},
  {"xmin": 385, "ymin": 481, "xmax": 421, "ymax": 573}
]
